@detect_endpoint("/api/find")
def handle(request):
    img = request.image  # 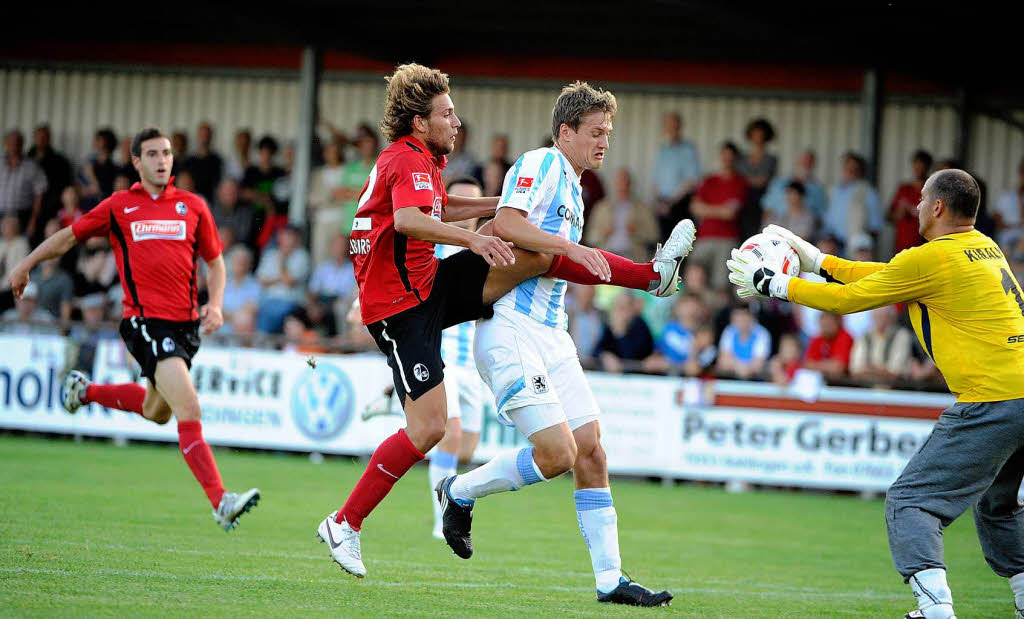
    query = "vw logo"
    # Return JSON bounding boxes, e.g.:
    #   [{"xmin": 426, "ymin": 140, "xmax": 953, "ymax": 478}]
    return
[{"xmin": 291, "ymin": 362, "xmax": 355, "ymax": 442}]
